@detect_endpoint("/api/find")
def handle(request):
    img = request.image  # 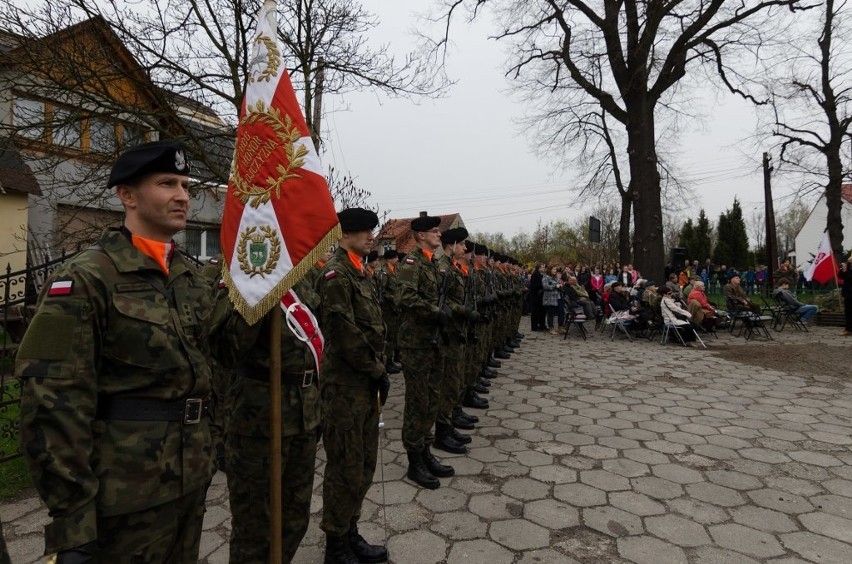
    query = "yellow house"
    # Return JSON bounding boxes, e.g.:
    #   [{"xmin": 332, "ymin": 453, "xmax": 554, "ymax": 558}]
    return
[{"xmin": 0, "ymin": 139, "xmax": 40, "ymax": 275}]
